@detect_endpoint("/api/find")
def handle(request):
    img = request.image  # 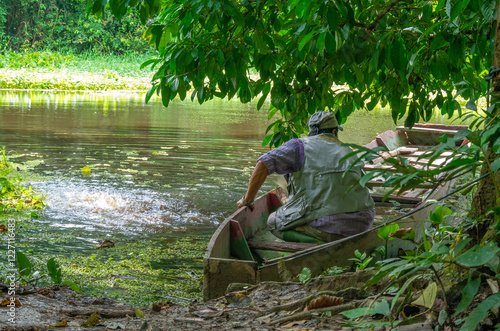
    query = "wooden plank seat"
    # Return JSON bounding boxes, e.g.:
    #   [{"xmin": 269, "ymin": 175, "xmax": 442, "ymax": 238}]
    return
[{"xmin": 247, "ymin": 240, "xmax": 318, "ymax": 252}]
